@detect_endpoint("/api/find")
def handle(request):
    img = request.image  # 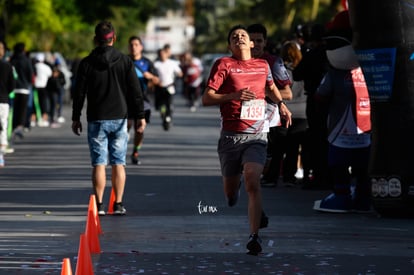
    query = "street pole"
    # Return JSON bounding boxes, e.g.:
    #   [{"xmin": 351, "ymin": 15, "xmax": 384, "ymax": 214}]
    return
[{"xmin": 348, "ymin": 0, "xmax": 414, "ymax": 215}]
